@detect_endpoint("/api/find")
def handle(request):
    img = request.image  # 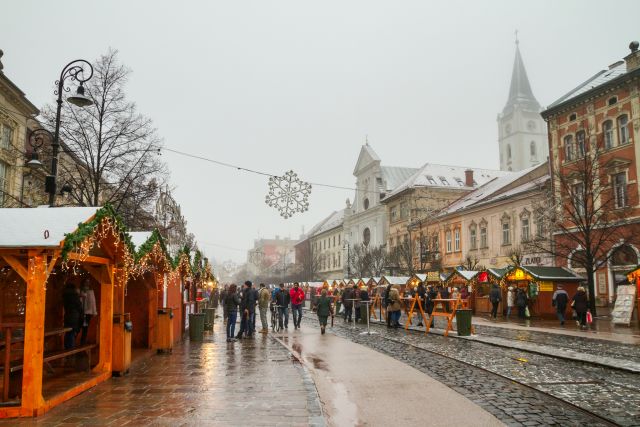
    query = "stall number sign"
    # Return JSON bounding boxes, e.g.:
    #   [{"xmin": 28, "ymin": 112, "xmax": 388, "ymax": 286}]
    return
[{"xmin": 611, "ymin": 285, "xmax": 637, "ymax": 325}]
